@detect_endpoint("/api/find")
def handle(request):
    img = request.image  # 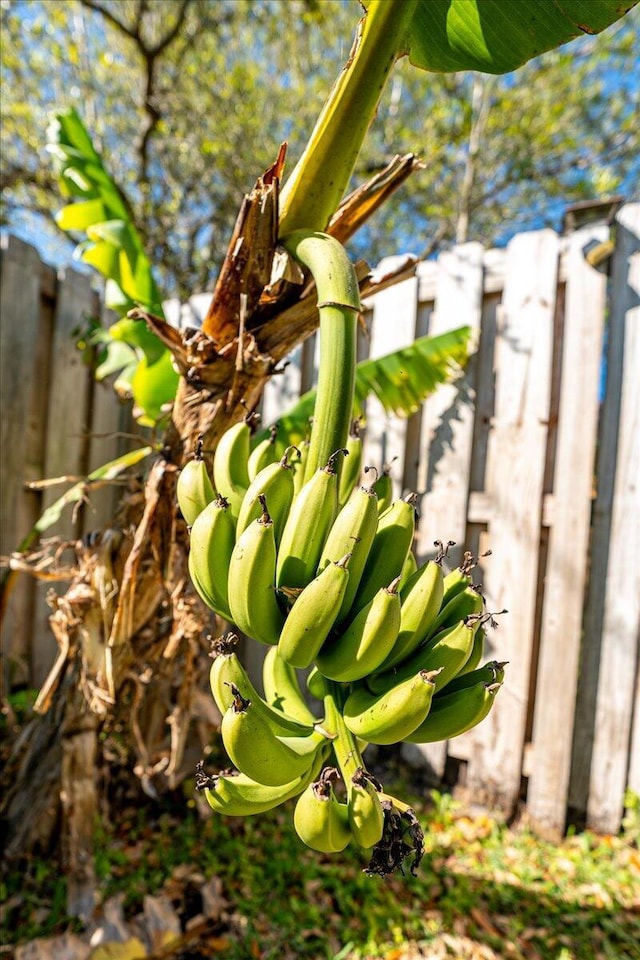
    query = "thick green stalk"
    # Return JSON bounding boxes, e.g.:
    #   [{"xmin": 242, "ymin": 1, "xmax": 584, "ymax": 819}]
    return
[
  {"xmin": 281, "ymin": 231, "xmax": 359, "ymax": 481},
  {"xmin": 278, "ymin": 0, "xmax": 419, "ymax": 235},
  {"xmin": 323, "ymin": 681, "xmax": 366, "ymax": 786}
]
